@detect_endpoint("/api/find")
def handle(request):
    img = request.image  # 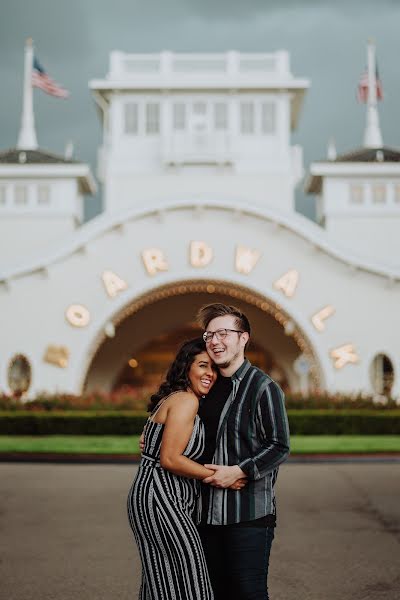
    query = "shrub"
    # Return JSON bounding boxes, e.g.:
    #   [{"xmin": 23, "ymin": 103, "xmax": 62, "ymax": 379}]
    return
[
  {"xmin": 1, "ymin": 410, "xmax": 399, "ymax": 436},
  {"xmin": 0, "ymin": 390, "xmax": 398, "ymax": 412}
]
